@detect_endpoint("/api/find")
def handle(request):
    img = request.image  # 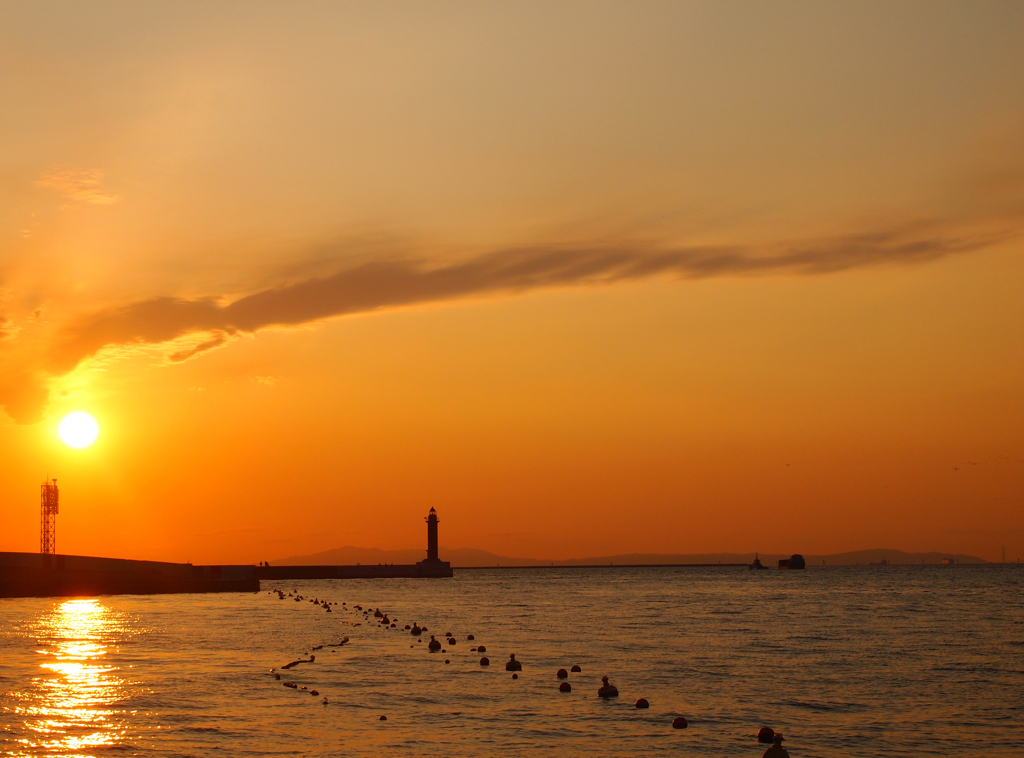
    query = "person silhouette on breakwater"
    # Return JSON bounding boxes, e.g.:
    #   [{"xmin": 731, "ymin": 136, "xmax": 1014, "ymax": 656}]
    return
[{"xmin": 761, "ymin": 734, "xmax": 790, "ymax": 758}]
